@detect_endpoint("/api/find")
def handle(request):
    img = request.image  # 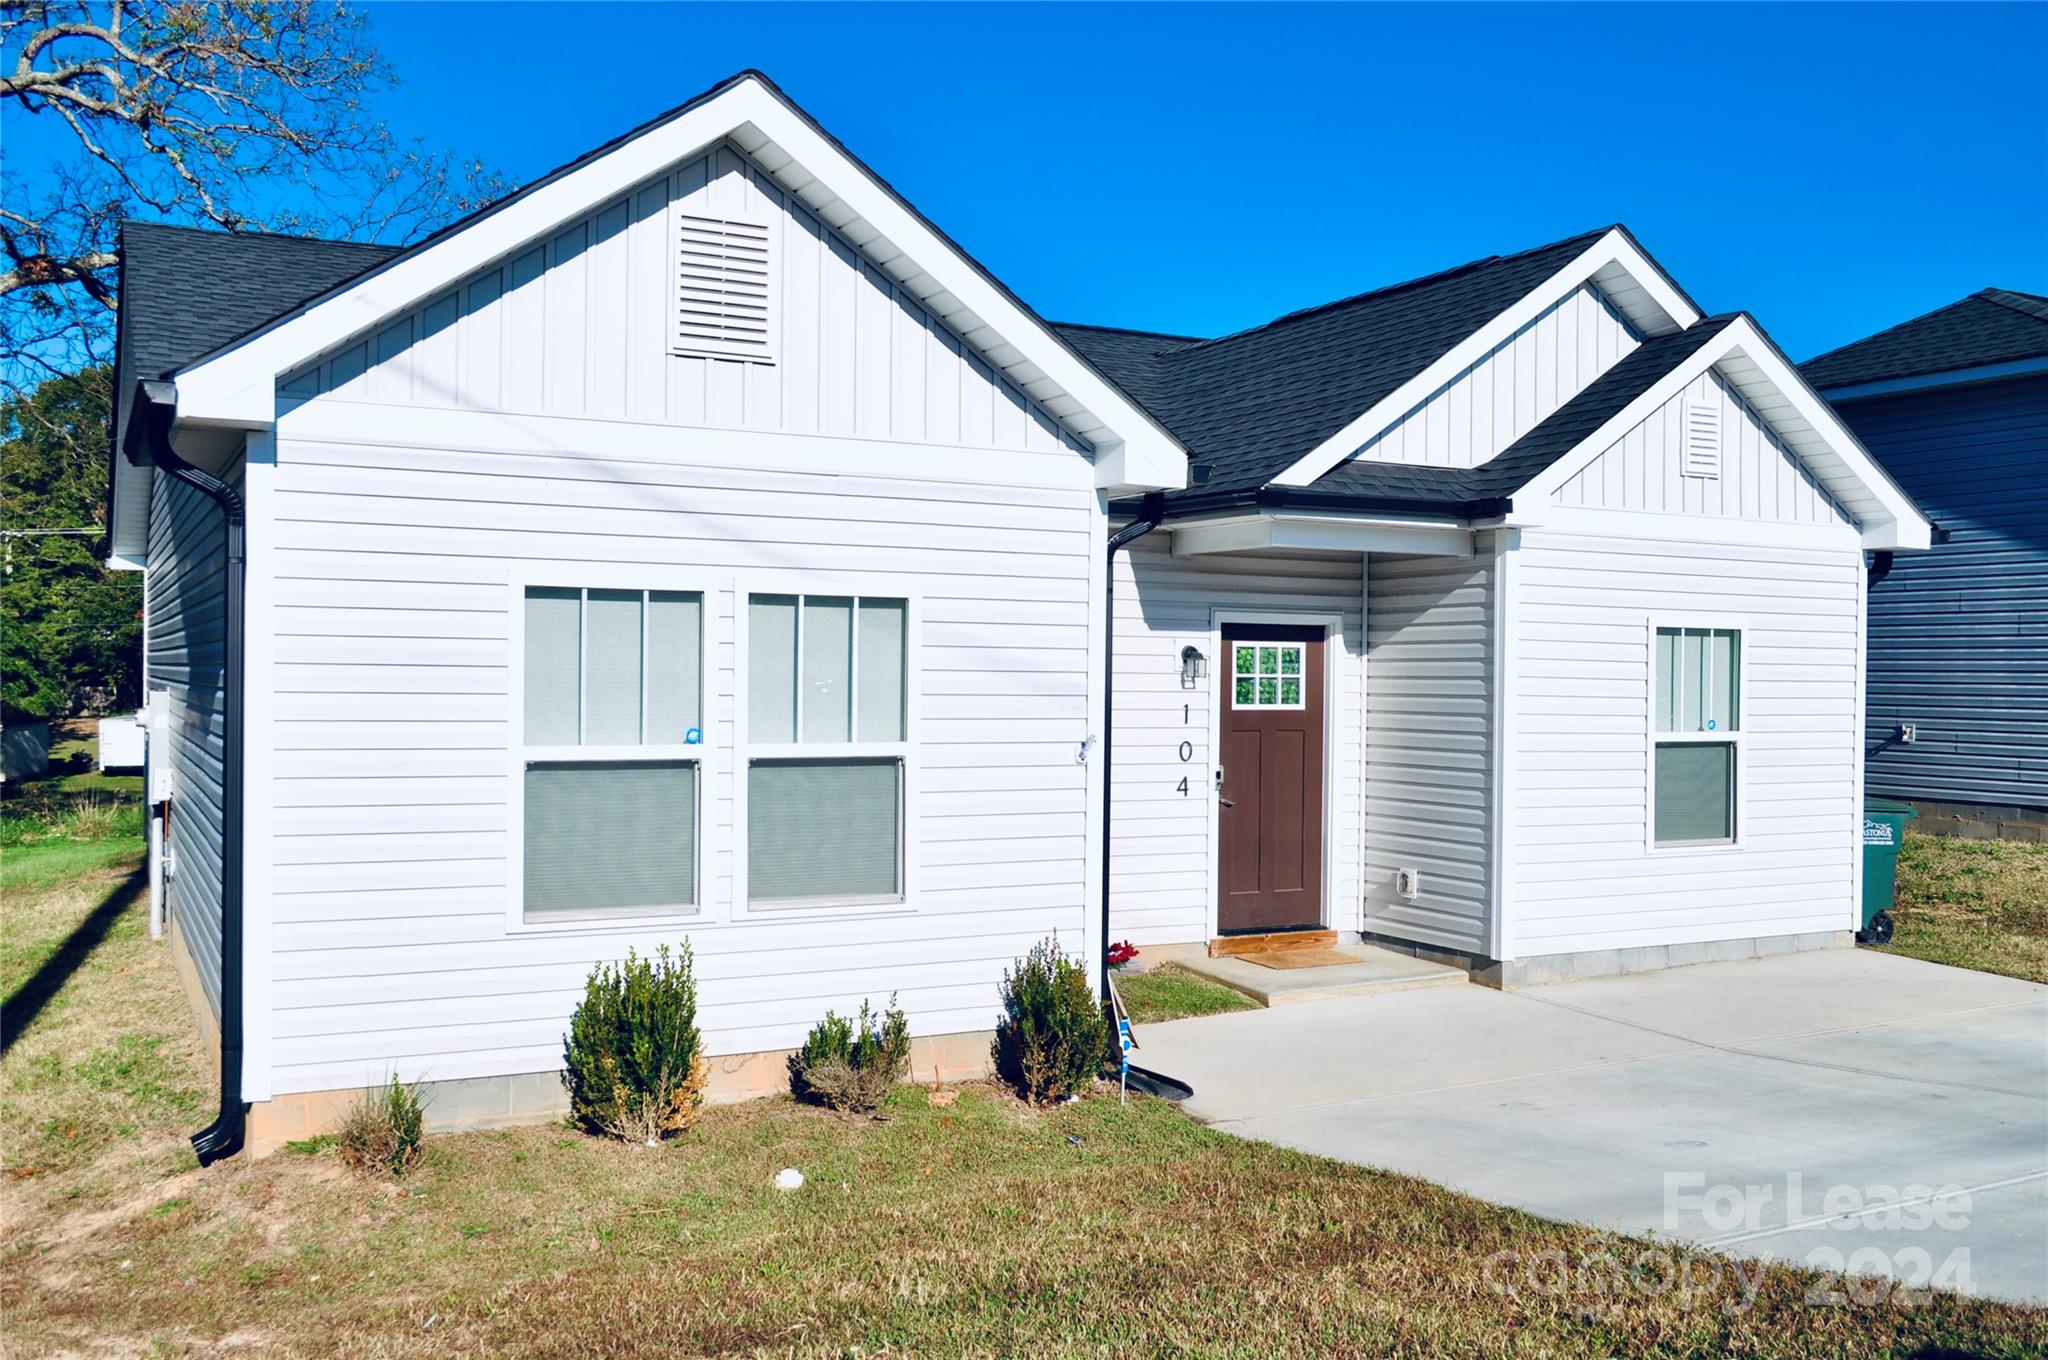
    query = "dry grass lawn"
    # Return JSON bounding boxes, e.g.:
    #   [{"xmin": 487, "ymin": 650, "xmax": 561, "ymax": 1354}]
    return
[
  {"xmin": 1871, "ymin": 830, "xmax": 2048, "ymax": 984},
  {"xmin": 1112, "ymin": 962, "xmax": 1259, "ymax": 1024},
  {"xmin": 5, "ymin": 831, "xmax": 2044, "ymax": 1356}
]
